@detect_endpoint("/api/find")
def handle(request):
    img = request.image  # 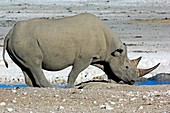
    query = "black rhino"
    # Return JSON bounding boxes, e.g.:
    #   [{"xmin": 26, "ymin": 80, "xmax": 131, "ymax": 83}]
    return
[{"xmin": 3, "ymin": 13, "xmax": 160, "ymax": 88}]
